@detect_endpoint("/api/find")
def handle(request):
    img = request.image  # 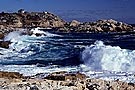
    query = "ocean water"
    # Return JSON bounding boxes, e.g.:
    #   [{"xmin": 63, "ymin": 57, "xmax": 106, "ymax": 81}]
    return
[{"xmin": 0, "ymin": 28, "xmax": 135, "ymax": 82}]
